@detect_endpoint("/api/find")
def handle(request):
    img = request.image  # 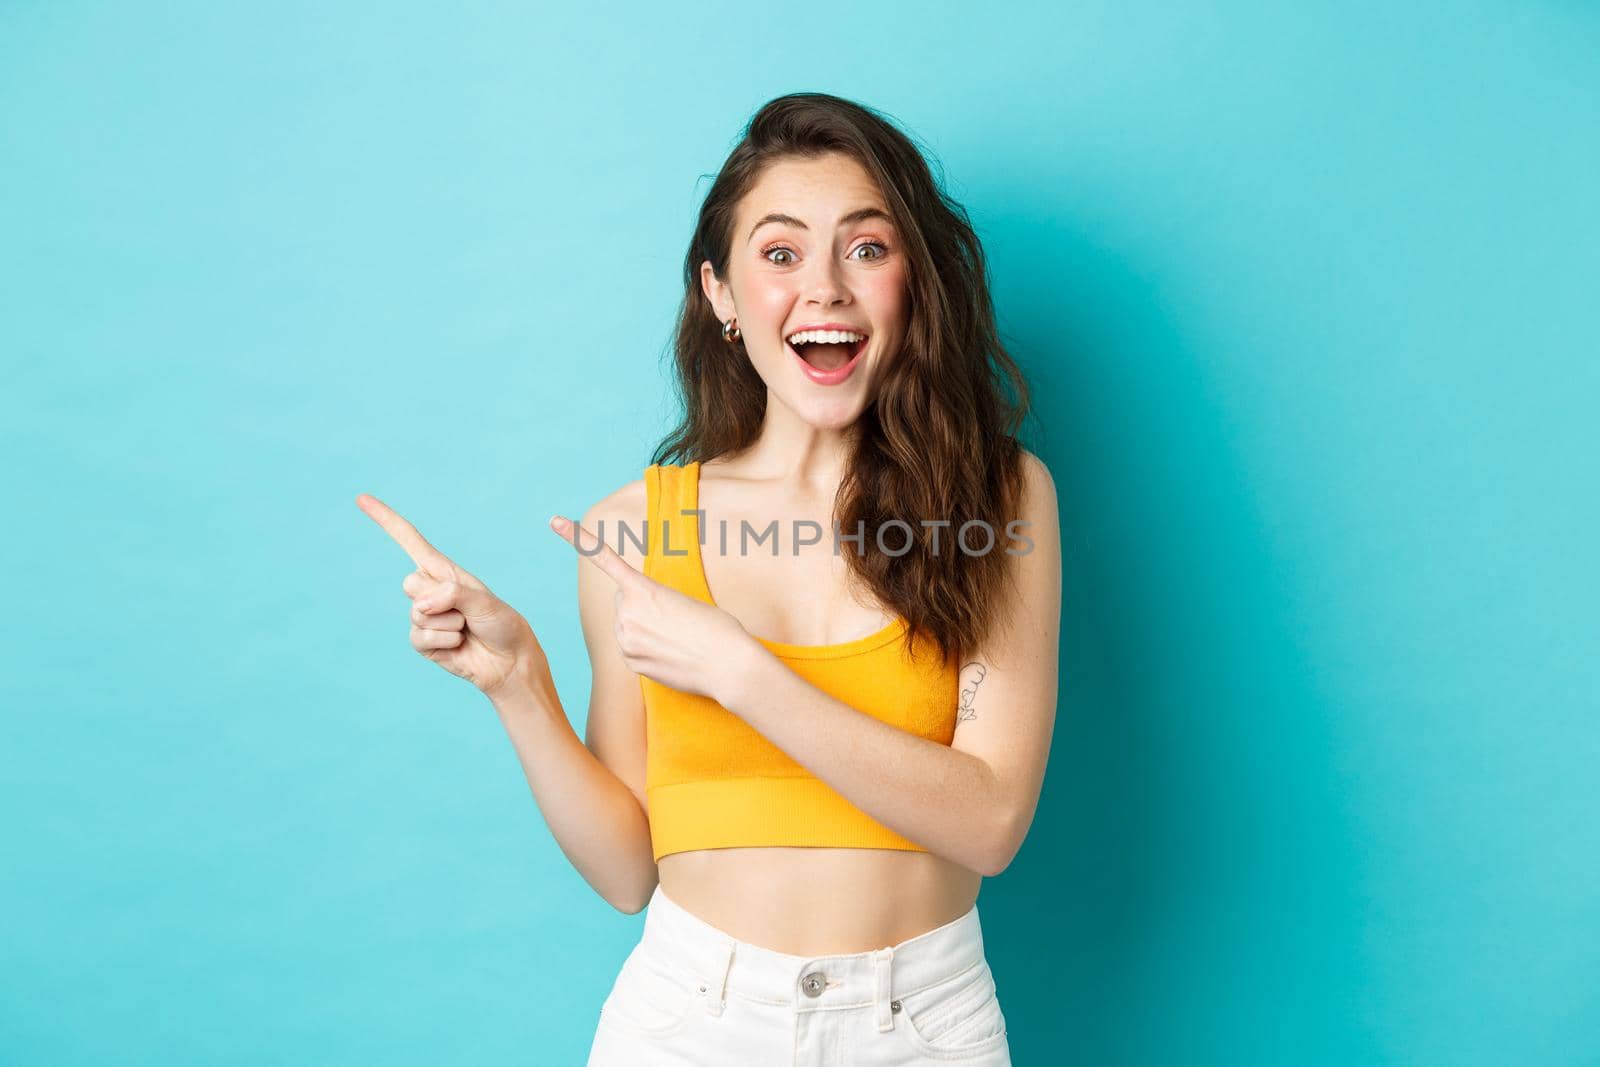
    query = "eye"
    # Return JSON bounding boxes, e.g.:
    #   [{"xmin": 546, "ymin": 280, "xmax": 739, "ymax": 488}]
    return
[
  {"xmin": 853, "ymin": 241, "xmax": 889, "ymax": 261},
  {"xmin": 762, "ymin": 245, "xmax": 796, "ymax": 266}
]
